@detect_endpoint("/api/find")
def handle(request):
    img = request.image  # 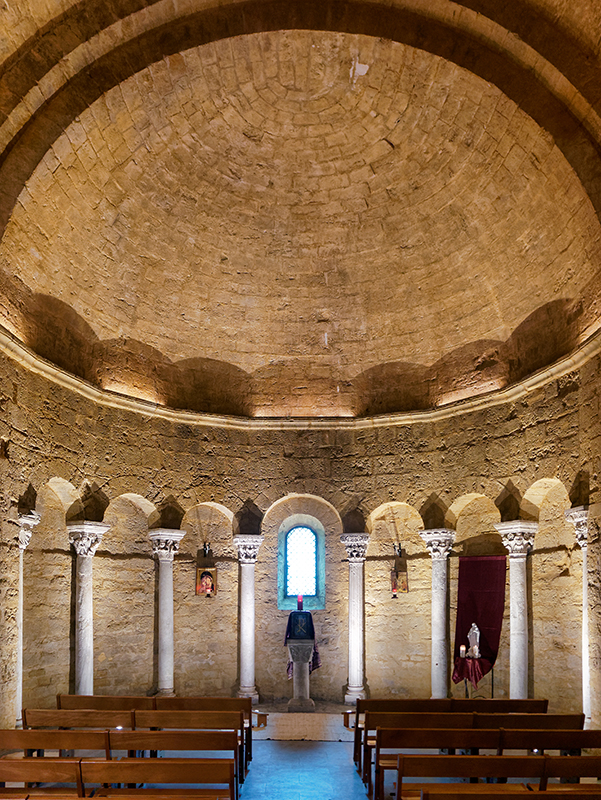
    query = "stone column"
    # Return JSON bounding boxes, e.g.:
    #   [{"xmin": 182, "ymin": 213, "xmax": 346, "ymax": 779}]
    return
[
  {"xmin": 68, "ymin": 521, "xmax": 110, "ymax": 695},
  {"xmin": 233, "ymin": 535, "xmax": 264, "ymax": 703},
  {"xmin": 495, "ymin": 521, "xmax": 537, "ymax": 700},
  {"xmin": 420, "ymin": 529, "xmax": 455, "ymax": 699},
  {"xmin": 566, "ymin": 507, "xmax": 590, "ymax": 727},
  {"xmin": 287, "ymin": 639, "xmax": 315, "ymax": 712},
  {"xmin": 149, "ymin": 528, "xmax": 186, "ymax": 697},
  {"xmin": 16, "ymin": 512, "xmax": 40, "ymax": 726},
  {"xmin": 341, "ymin": 533, "xmax": 369, "ymax": 704}
]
